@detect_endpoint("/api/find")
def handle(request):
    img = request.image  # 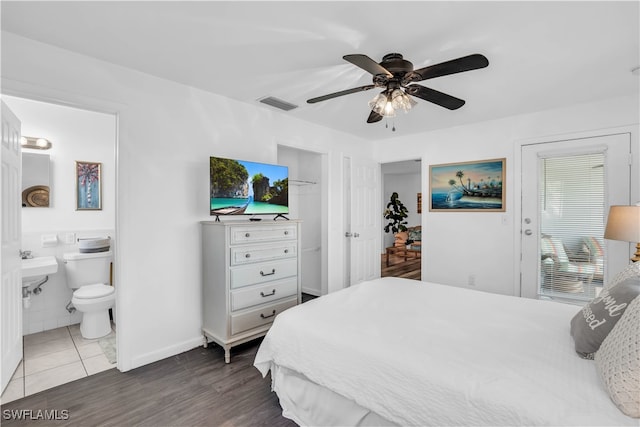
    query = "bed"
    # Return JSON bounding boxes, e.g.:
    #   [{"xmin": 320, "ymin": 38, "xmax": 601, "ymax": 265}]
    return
[{"xmin": 254, "ymin": 276, "xmax": 638, "ymax": 426}]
